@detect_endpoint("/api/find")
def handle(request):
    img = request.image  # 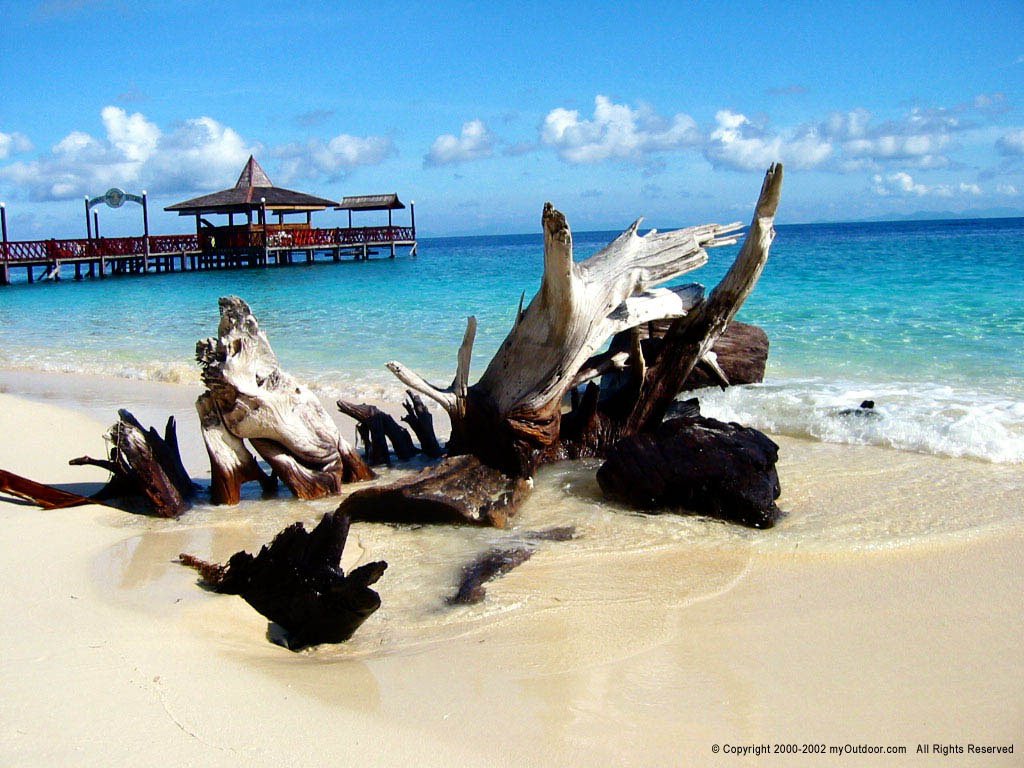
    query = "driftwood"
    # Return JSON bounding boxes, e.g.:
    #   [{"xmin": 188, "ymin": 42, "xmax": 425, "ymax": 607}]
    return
[
  {"xmin": 180, "ymin": 511, "xmax": 386, "ymax": 650},
  {"xmin": 336, "ymin": 400, "xmax": 418, "ymax": 465},
  {"xmin": 338, "ymin": 454, "xmax": 530, "ymax": 528},
  {"xmin": 597, "ymin": 414, "xmax": 782, "ymax": 529},
  {"xmin": 1, "ymin": 410, "xmax": 195, "ymax": 517},
  {"xmin": 401, "ymin": 390, "xmax": 444, "ymax": 458},
  {"xmin": 196, "ymin": 297, "xmax": 373, "ymax": 503},
  {"xmin": 355, "ymin": 164, "xmax": 783, "ymax": 527},
  {"xmin": 447, "ymin": 526, "xmax": 576, "ymax": 605},
  {"xmin": 0, "ymin": 468, "xmax": 99, "ymax": 510},
  {"xmin": 586, "ymin": 320, "xmax": 769, "ymax": 393}
]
